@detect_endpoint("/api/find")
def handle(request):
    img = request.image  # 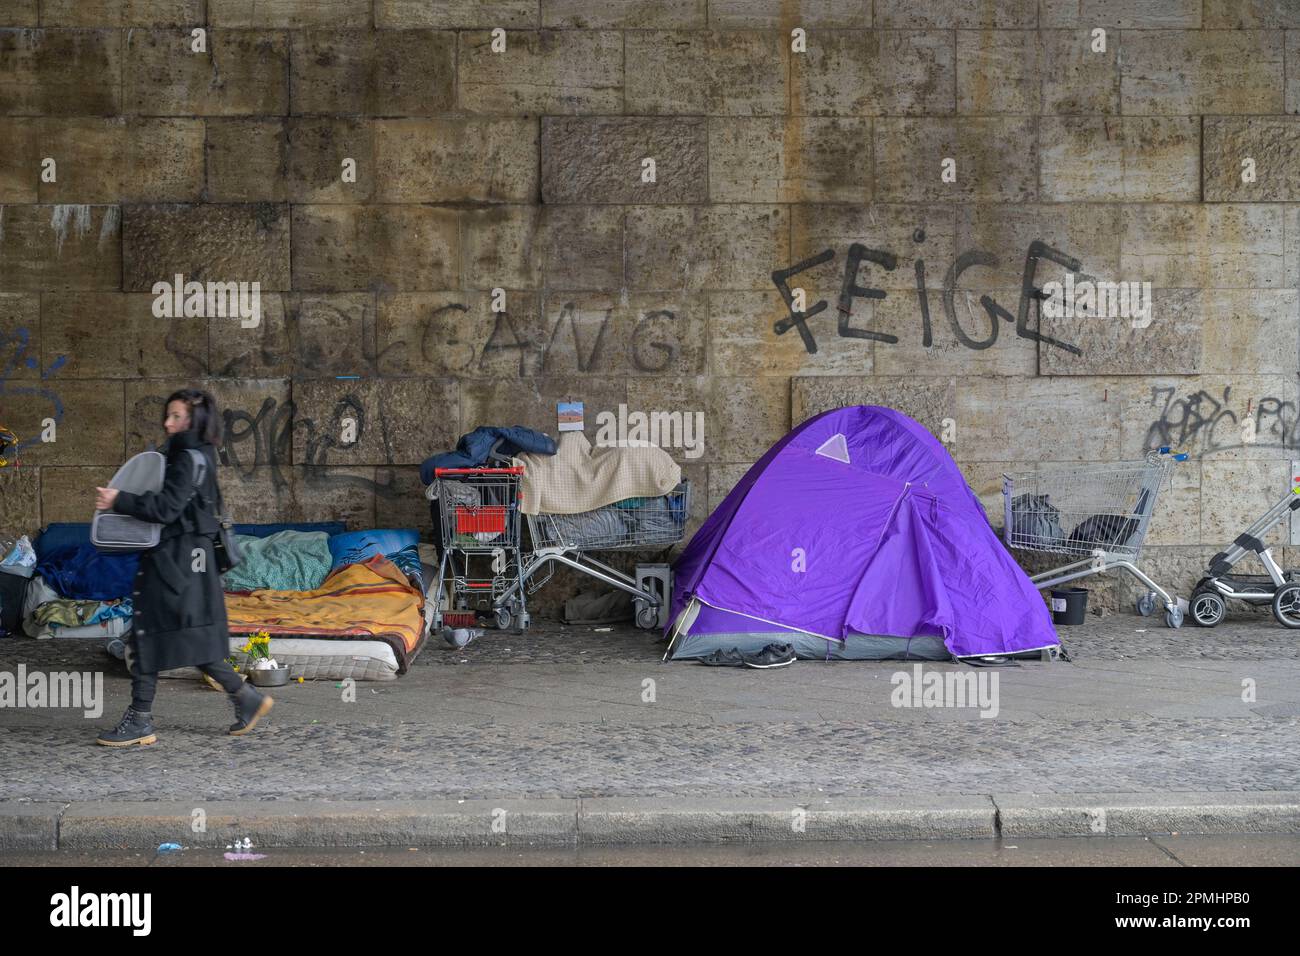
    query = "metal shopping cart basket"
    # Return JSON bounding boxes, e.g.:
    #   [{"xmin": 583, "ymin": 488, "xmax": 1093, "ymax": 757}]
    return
[
  {"xmin": 495, "ymin": 482, "xmax": 693, "ymax": 632},
  {"xmin": 430, "ymin": 466, "xmax": 528, "ymax": 633},
  {"xmin": 1002, "ymin": 447, "xmax": 1188, "ymax": 627}
]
